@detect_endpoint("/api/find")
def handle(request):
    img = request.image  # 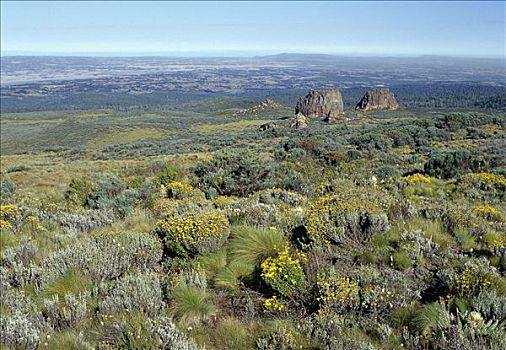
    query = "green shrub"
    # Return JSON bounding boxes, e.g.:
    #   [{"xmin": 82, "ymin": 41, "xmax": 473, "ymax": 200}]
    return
[
  {"xmin": 393, "ymin": 251, "xmax": 412, "ymax": 270},
  {"xmin": 351, "ymin": 132, "xmax": 394, "ymax": 151},
  {"xmin": 155, "ymin": 164, "xmax": 182, "ymax": 187},
  {"xmin": 424, "ymin": 150, "xmax": 485, "ymax": 179},
  {"xmin": 126, "ymin": 176, "xmax": 147, "ymax": 189},
  {"xmin": 95, "ymin": 174, "xmax": 126, "ymax": 198},
  {"xmin": 192, "ymin": 151, "xmax": 272, "ymax": 197},
  {"xmin": 375, "ymin": 165, "xmax": 400, "ymax": 180},
  {"xmin": 65, "ymin": 178, "xmax": 96, "ymax": 206}
]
